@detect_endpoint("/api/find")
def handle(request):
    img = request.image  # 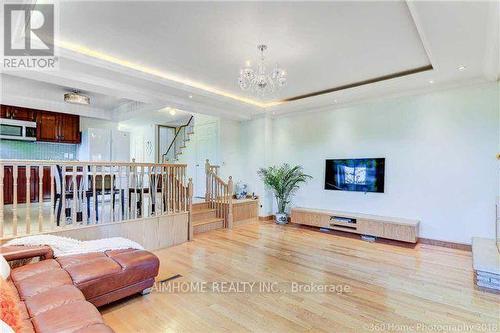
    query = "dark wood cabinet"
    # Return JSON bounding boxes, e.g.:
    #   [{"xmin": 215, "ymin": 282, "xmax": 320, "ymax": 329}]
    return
[
  {"xmin": 58, "ymin": 113, "xmax": 80, "ymax": 143},
  {"xmin": 36, "ymin": 112, "xmax": 59, "ymax": 142},
  {"xmin": 0, "ymin": 105, "xmax": 36, "ymax": 121},
  {"xmin": 36, "ymin": 111, "xmax": 80, "ymax": 144},
  {"xmin": 3, "ymin": 166, "xmax": 52, "ymax": 205},
  {"xmin": 0, "ymin": 105, "xmax": 80, "ymax": 144}
]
